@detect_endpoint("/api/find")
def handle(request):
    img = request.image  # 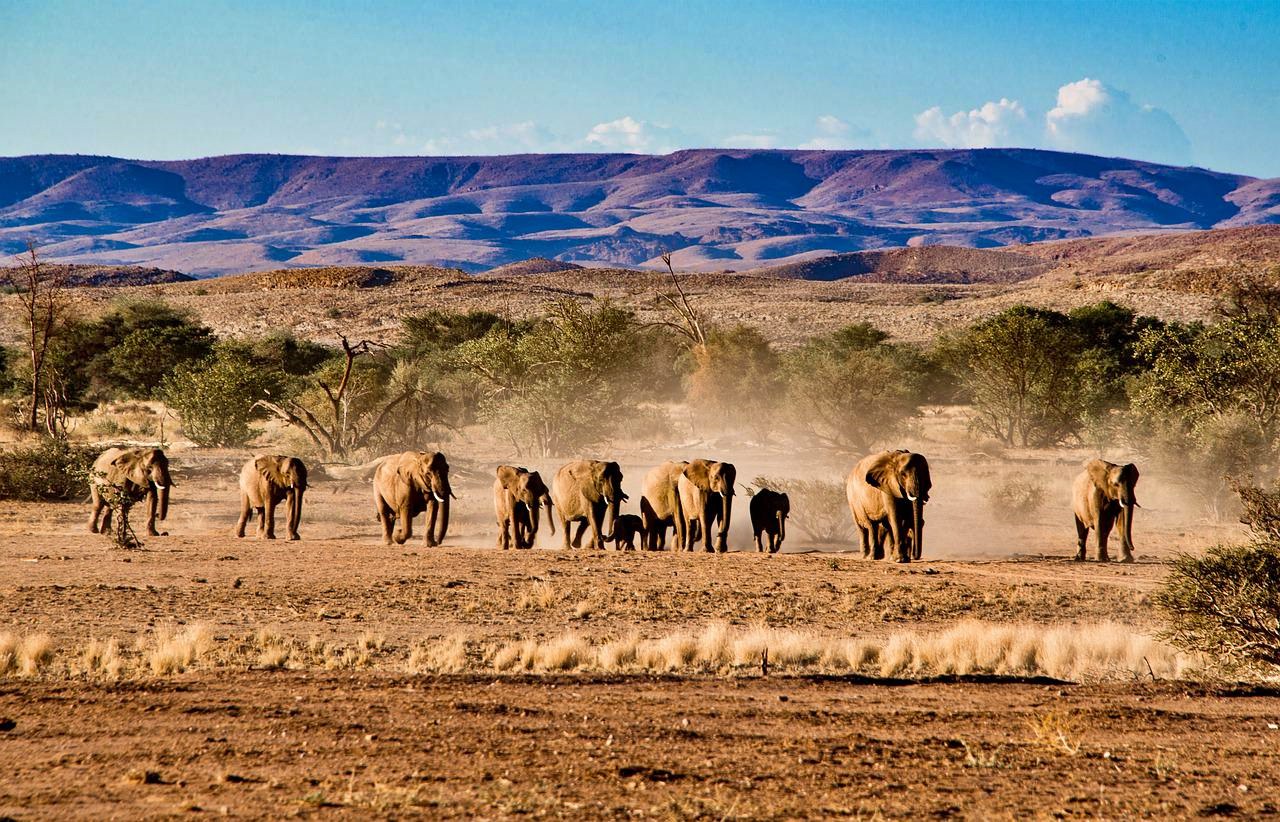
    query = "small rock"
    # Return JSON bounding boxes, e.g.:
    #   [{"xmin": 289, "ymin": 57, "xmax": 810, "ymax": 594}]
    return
[{"xmin": 0, "ymin": 718, "xmax": 15, "ymax": 732}]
